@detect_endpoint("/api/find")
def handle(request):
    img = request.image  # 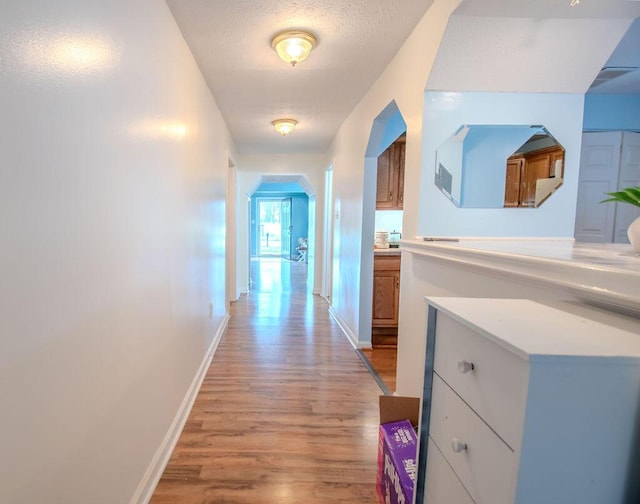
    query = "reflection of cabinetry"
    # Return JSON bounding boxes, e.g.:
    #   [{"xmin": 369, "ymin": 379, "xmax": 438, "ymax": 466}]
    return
[
  {"xmin": 376, "ymin": 138, "xmax": 405, "ymax": 210},
  {"xmin": 503, "ymin": 158, "xmax": 523, "ymax": 208},
  {"xmin": 504, "ymin": 146, "xmax": 564, "ymax": 208},
  {"xmin": 575, "ymin": 131, "xmax": 640, "ymax": 243},
  {"xmin": 372, "ymin": 254, "xmax": 400, "ymax": 346},
  {"xmin": 416, "ymin": 297, "xmax": 640, "ymax": 504}
]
